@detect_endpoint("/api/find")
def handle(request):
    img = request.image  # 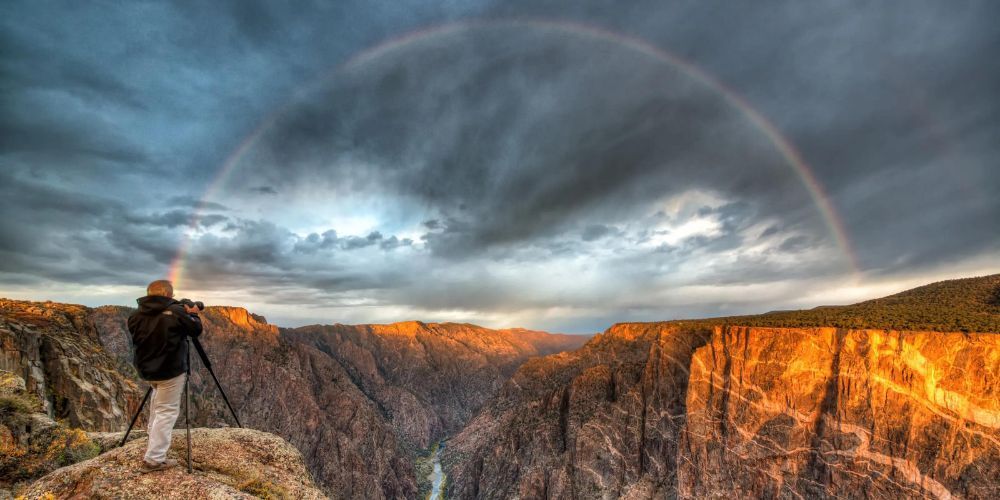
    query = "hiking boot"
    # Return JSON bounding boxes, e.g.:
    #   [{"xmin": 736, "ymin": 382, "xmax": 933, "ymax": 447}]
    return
[{"xmin": 140, "ymin": 458, "xmax": 178, "ymax": 473}]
